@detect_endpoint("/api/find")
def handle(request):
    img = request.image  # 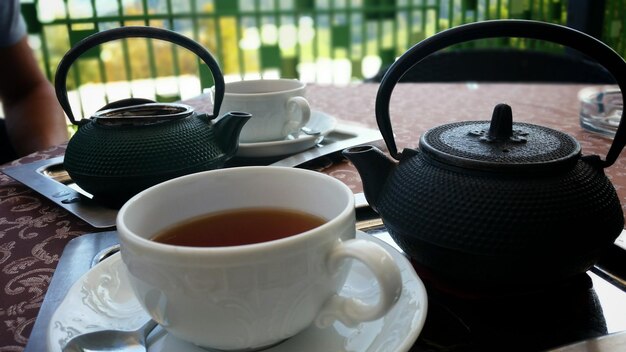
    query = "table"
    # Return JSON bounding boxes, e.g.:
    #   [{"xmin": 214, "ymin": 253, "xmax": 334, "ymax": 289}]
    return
[{"xmin": 1, "ymin": 83, "xmax": 624, "ymax": 351}]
